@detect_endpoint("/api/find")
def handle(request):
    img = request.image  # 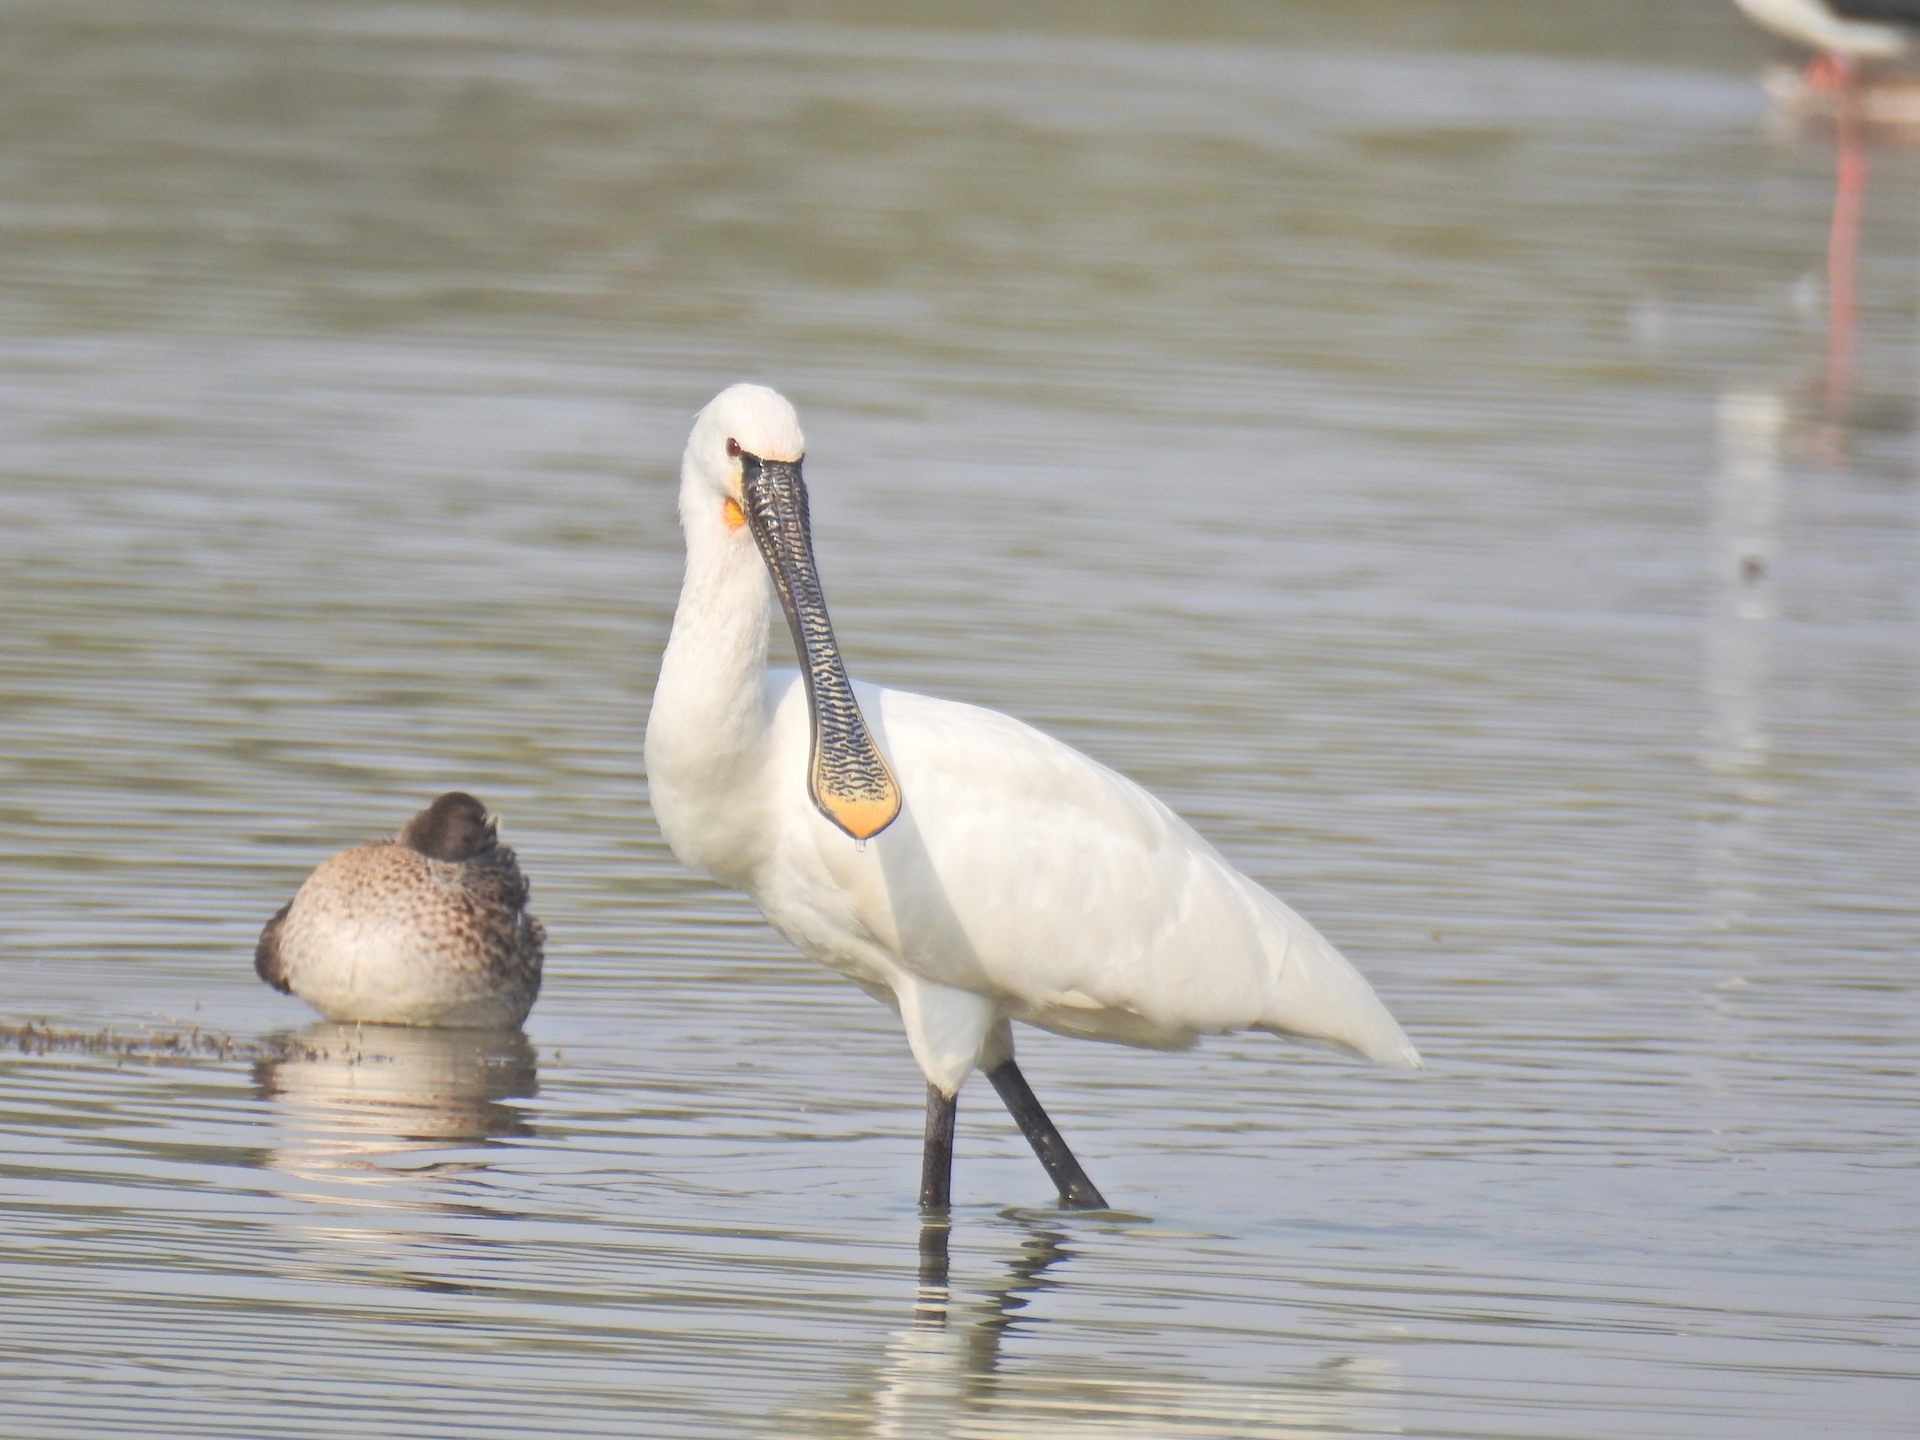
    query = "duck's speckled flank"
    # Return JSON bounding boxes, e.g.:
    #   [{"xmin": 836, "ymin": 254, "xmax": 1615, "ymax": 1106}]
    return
[{"xmin": 255, "ymin": 793, "xmax": 544, "ymax": 1028}]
